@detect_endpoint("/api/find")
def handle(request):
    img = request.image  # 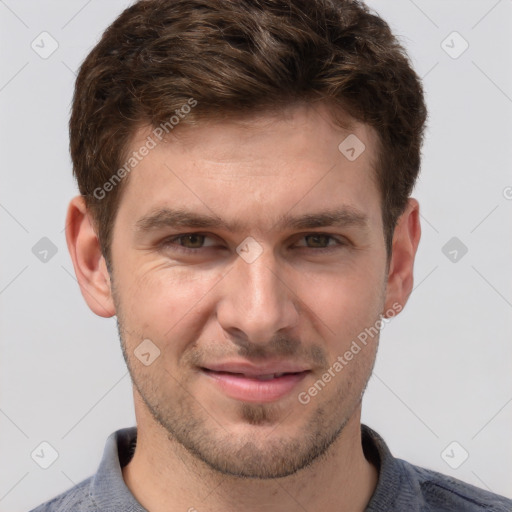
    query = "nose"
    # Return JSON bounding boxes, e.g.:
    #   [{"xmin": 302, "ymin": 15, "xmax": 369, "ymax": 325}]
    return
[{"xmin": 216, "ymin": 246, "xmax": 300, "ymax": 345}]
